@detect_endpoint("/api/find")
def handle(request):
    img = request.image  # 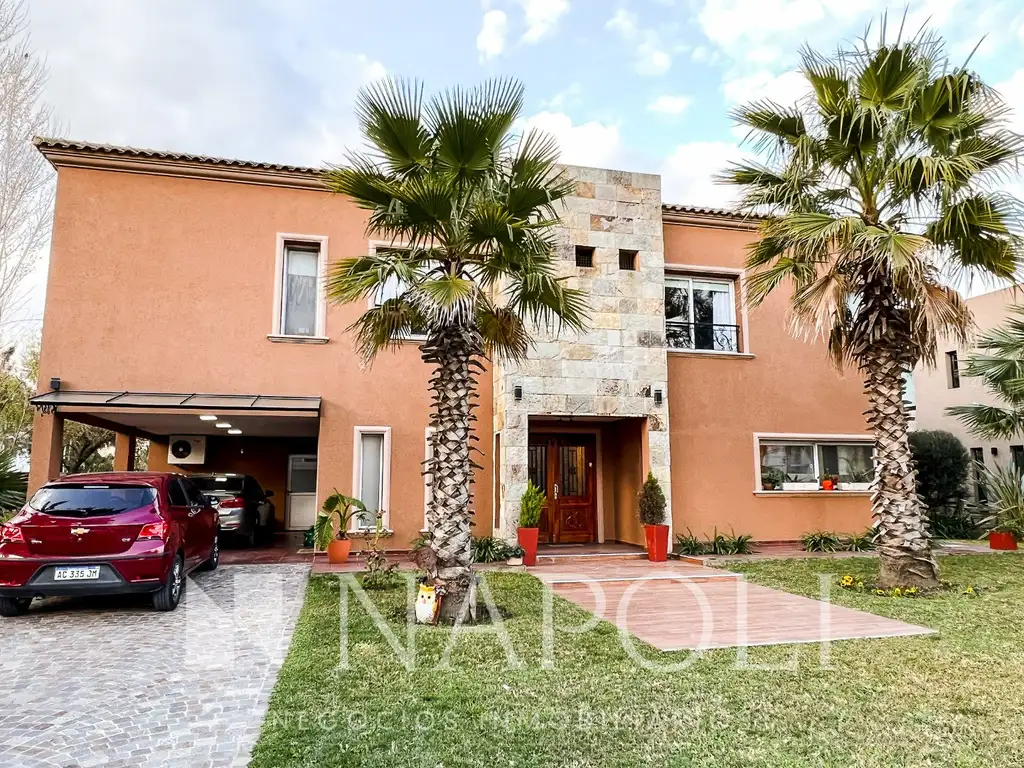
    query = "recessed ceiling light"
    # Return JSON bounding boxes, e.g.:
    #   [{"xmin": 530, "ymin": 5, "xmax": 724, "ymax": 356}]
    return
[
  {"xmin": 227, "ymin": 429, "xmax": 242, "ymax": 435},
  {"xmin": 215, "ymin": 422, "xmax": 231, "ymax": 429},
  {"xmin": 199, "ymin": 414, "xmax": 218, "ymax": 422}
]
